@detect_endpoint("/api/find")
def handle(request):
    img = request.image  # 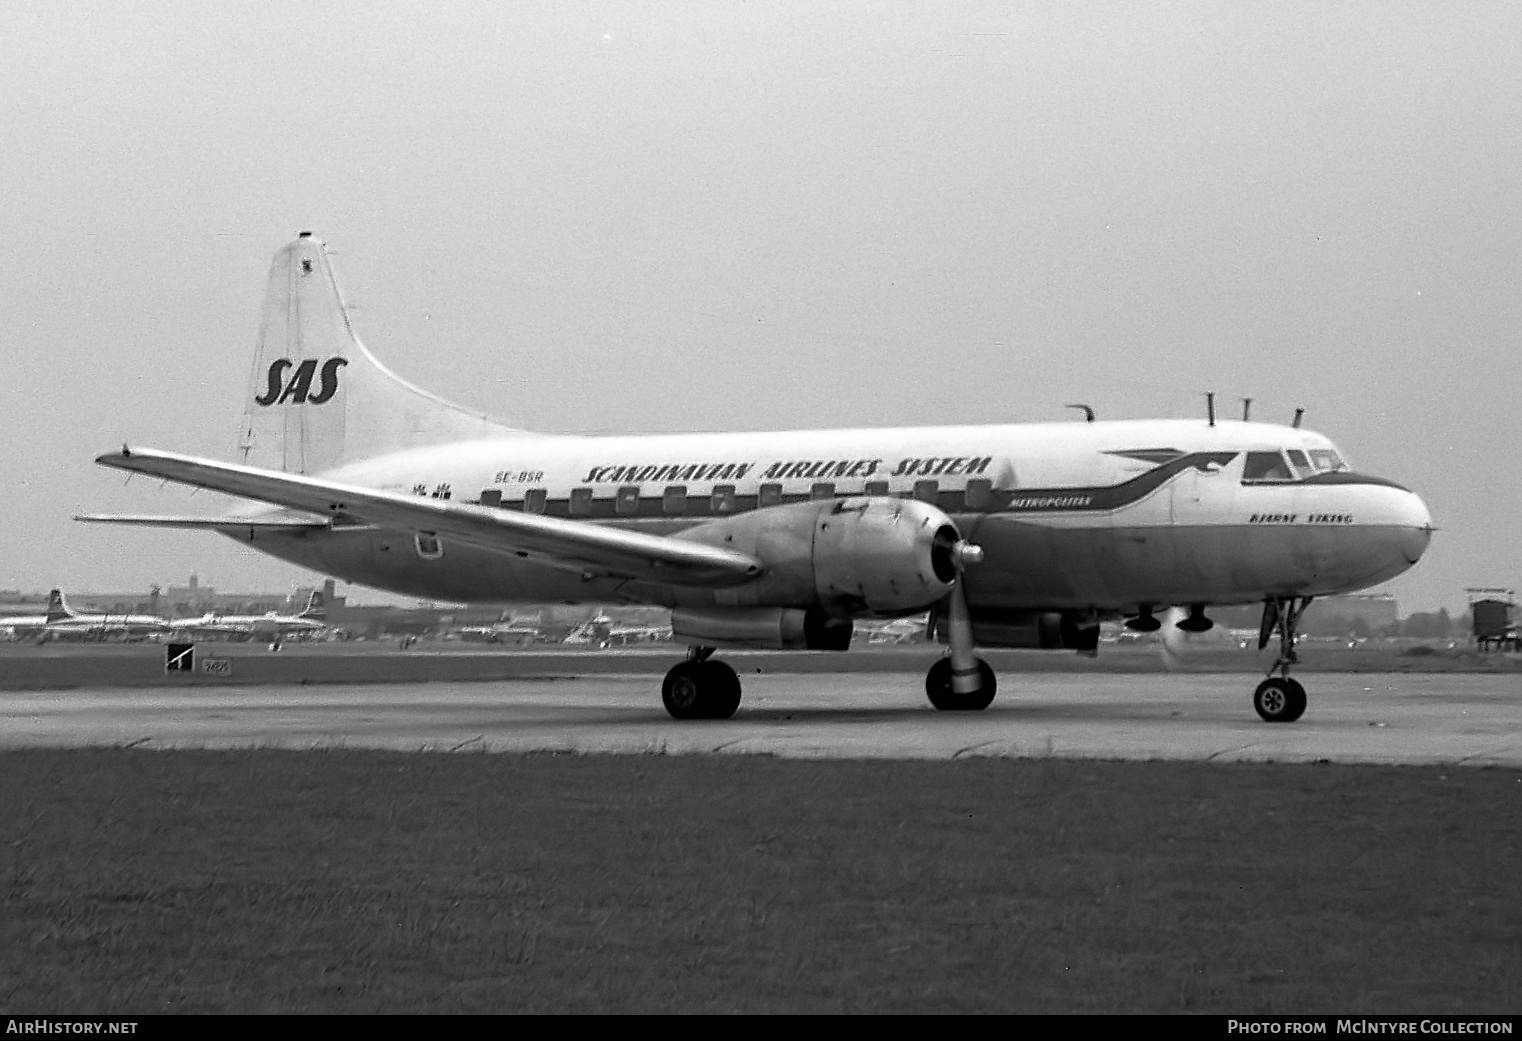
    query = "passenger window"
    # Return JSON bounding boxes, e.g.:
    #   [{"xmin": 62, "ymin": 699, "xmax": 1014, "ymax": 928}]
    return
[
  {"xmin": 711, "ymin": 484, "xmax": 736, "ymax": 513},
  {"xmin": 524, "ymin": 488, "xmax": 547, "ymax": 514},
  {"xmin": 965, "ymin": 478, "xmax": 992, "ymax": 510},
  {"xmin": 569, "ymin": 487, "xmax": 593, "ymax": 516},
  {"xmin": 616, "ymin": 485, "xmax": 641, "ymax": 515},
  {"xmin": 479, "ymin": 489, "xmax": 502, "ymax": 508},
  {"xmin": 913, "ymin": 479, "xmax": 939, "ymax": 502},
  {"xmin": 864, "ymin": 480, "xmax": 889, "ymax": 497},
  {"xmin": 662, "ymin": 485, "xmax": 687, "ymax": 515},
  {"xmin": 811, "ymin": 482, "xmax": 836, "ymax": 500},
  {"xmin": 1243, "ymin": 452, "xmax": 1293, "ymax": 482},
  {"xmin": 759, "ymin": 483, "xmax": 782, "ymax": 507},
  {"xmin": 414, "ymin": 534, "xmax": 443, "ymax": 560}
]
